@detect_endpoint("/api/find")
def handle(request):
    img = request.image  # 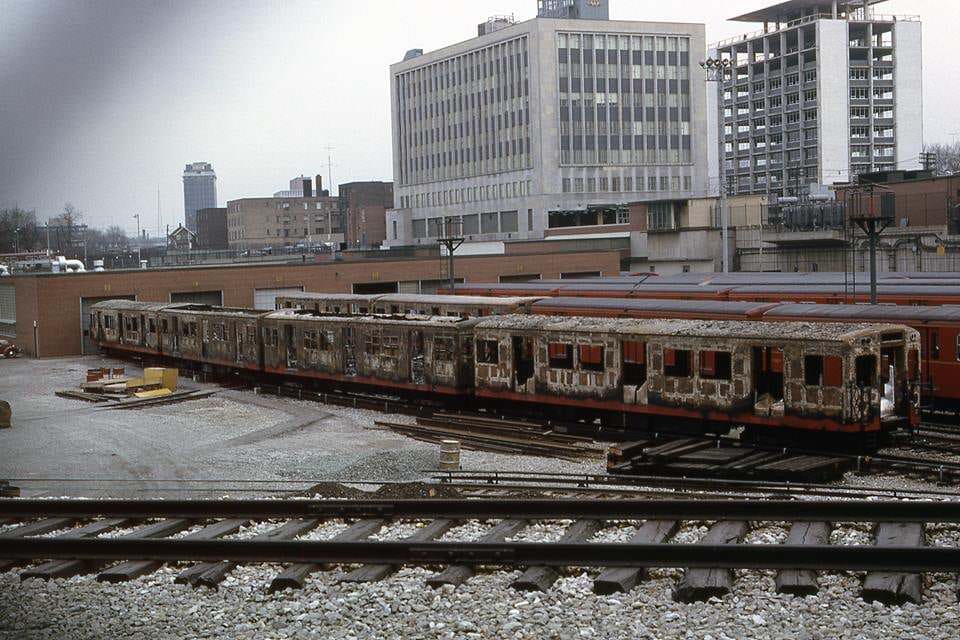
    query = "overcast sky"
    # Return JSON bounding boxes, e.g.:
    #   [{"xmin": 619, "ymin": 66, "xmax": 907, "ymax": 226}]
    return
[{"xmin": 1, "ymin": 0, "xmax": 956, "ymax": 235}]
